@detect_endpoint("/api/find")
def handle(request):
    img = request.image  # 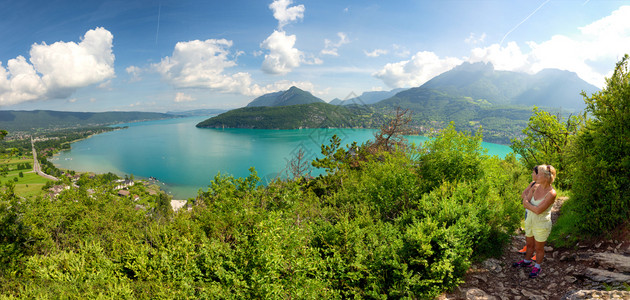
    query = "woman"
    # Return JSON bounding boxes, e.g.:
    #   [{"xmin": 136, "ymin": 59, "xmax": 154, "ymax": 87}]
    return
[
  {"xmin": 513, "ymin": 164, "xmax": 557, "ymax": 278},
  {"xmin": 517, "ymin": 166, "xmax": 540, "ymax": 259}
]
